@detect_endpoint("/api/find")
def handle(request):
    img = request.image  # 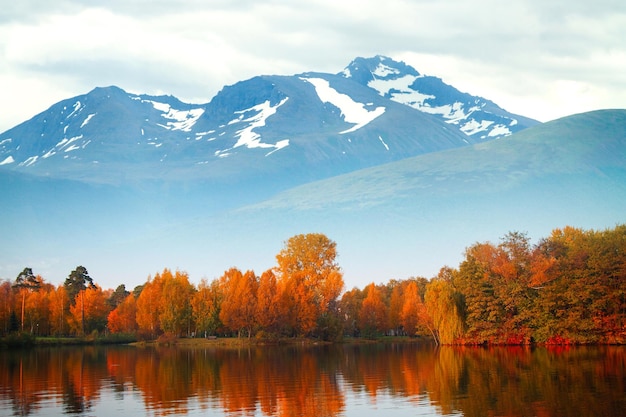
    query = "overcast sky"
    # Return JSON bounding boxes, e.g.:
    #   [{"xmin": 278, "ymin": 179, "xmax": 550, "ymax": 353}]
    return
[{"xmin": 1, "ymin": 0, "xmax": 625, "ymax": 133}]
